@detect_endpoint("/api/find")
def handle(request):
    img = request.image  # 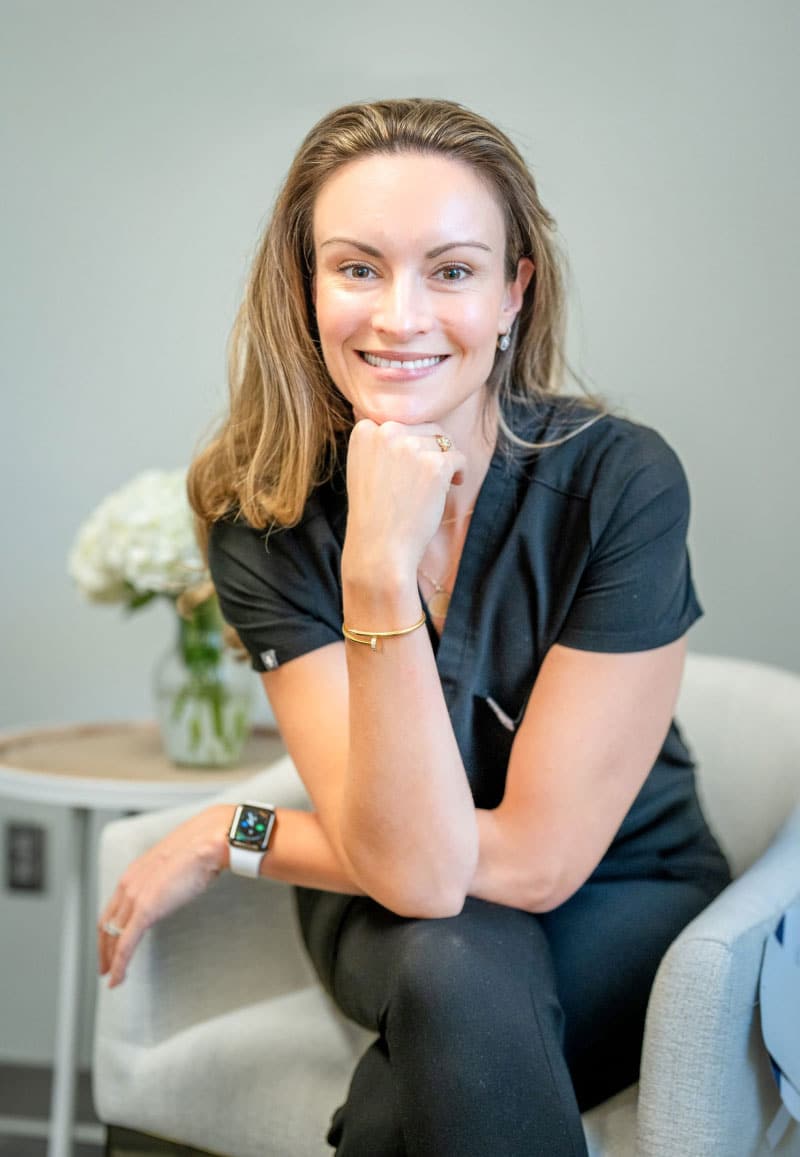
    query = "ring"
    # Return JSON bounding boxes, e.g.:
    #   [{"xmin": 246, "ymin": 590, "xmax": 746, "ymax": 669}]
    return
[
  {"xmin": 435, "ymin": 434, "xmax": 453, "ymax": 453},
  {"xmin": 103, "ymin": 921, "xmax": 124, "ymax": 938}
]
